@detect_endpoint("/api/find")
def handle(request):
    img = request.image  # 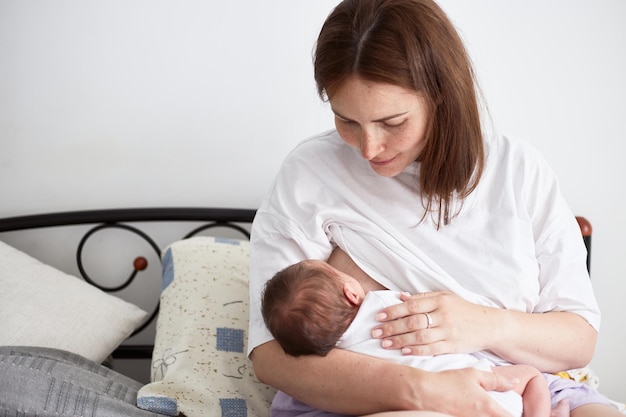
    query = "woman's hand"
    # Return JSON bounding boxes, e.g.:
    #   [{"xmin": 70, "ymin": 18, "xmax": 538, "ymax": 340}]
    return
[
  {"xmin": 372, "ymin": 291, "xmax": 496, "ymax": 356},
  {"xmin": 410, "ymin": 367, "xmax": 518, "ymax": 417},
  {"xmin": 371, "ymin": 291, "xmax": 597, "ymax": 372}
]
